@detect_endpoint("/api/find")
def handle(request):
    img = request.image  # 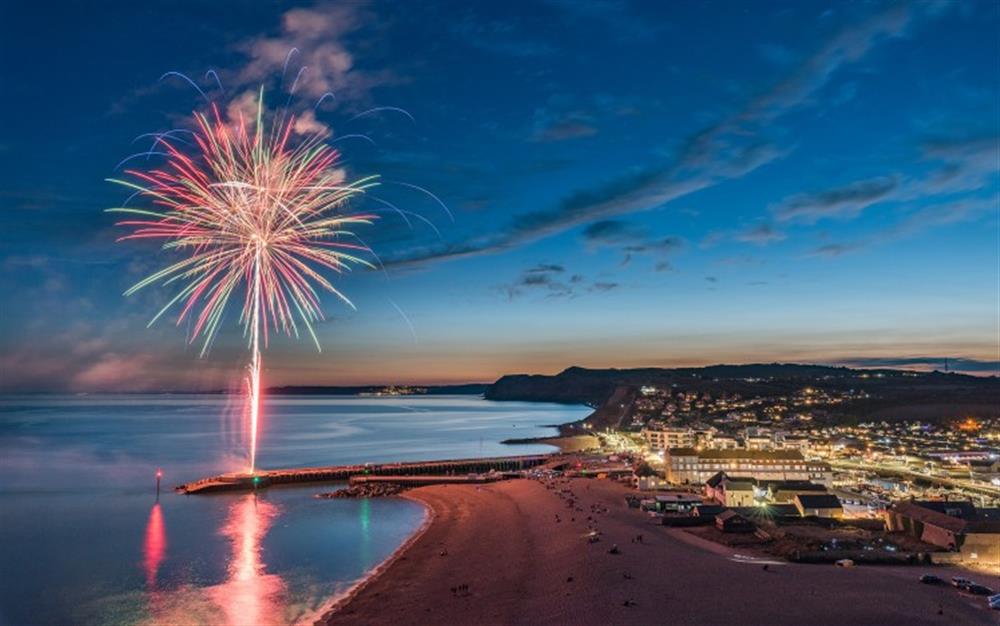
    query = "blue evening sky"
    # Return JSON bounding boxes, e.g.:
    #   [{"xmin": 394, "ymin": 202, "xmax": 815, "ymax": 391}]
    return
[{"xmin": 0, "ymin": 0, "xmax": 997, "ymax": 390}]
